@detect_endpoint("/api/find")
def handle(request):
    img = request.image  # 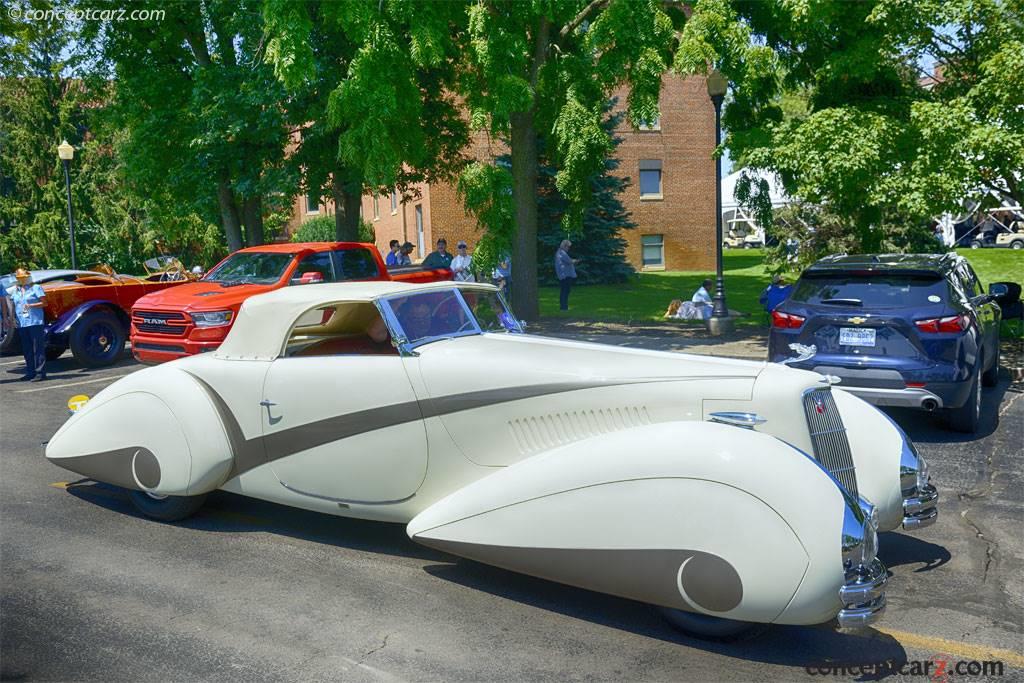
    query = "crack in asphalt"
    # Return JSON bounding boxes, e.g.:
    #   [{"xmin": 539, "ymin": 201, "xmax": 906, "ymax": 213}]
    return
[
  {"xmin": 959, "ymin": 508, "xmax": 999, "ymax": 583},
  {"xmin": 359, "ymin": 633, "xmax": 391, "ymax": 664}
]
